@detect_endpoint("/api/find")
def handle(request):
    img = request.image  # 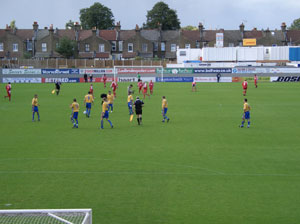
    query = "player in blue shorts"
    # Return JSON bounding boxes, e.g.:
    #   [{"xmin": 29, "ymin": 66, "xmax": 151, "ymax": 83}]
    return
[
  {"xmin": 101, "ymin": 96, "xmax": 113, "ymax": 129},
  {"xmin": 240, "ymin": 98, "xmax": 251, "ymax": 128},
  {"xmin": 162, "ymin": 96, "xmax": 170, "ymax": 123},
  {"xmin": 70, "ymin": 98, "xmax": 79, "ymax": 128},
  {"xmin": 84, "ymin": 91, "xmax": 94, "ymax": 117},
  {"xmin": 32, "ymin": 94, "xmax": 40, "ymax": 122}
]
